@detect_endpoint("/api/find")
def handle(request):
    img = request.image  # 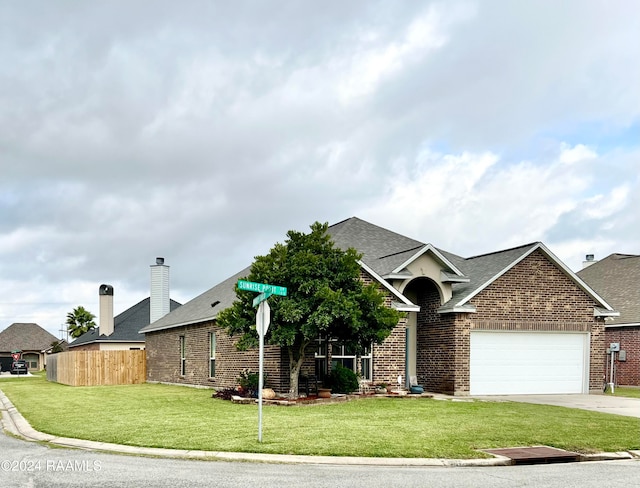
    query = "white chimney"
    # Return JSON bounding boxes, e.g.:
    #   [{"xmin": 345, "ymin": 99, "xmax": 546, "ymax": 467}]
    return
[
  {"xmin": 99, "ymin": 284, "xmax": 114, "ymax": 336},
  {"xmin": 150, "ymin": 257, "xmax": 170, "ymax": 324},
  {"xmin": 582, "ymin": 254, "xmax": 597, "ymax": 269}
]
